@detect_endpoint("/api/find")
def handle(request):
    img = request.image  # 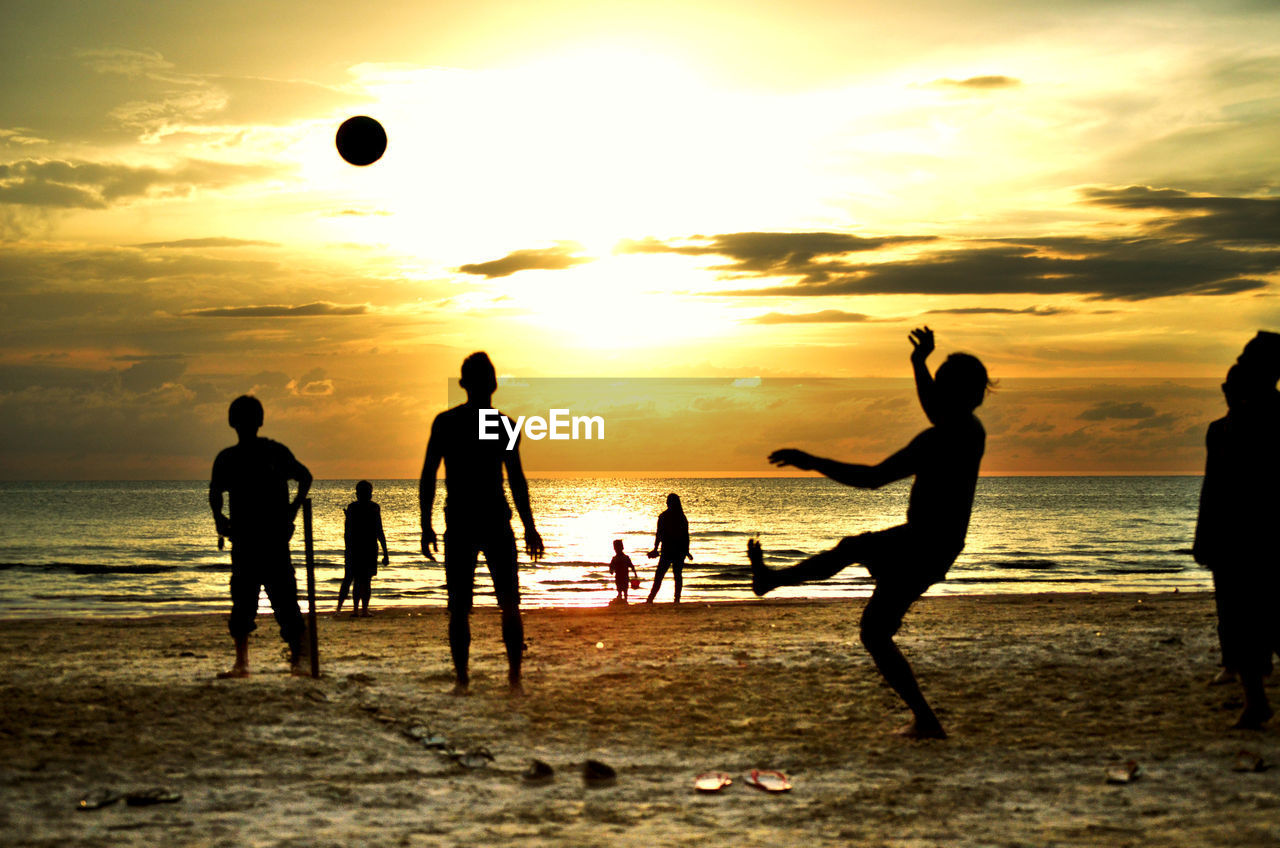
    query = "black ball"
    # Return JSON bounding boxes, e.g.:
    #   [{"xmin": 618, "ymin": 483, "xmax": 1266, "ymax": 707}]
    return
[{"xmin": 335, "ymin": 116, "xmax": 387, "ymax": 166}]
